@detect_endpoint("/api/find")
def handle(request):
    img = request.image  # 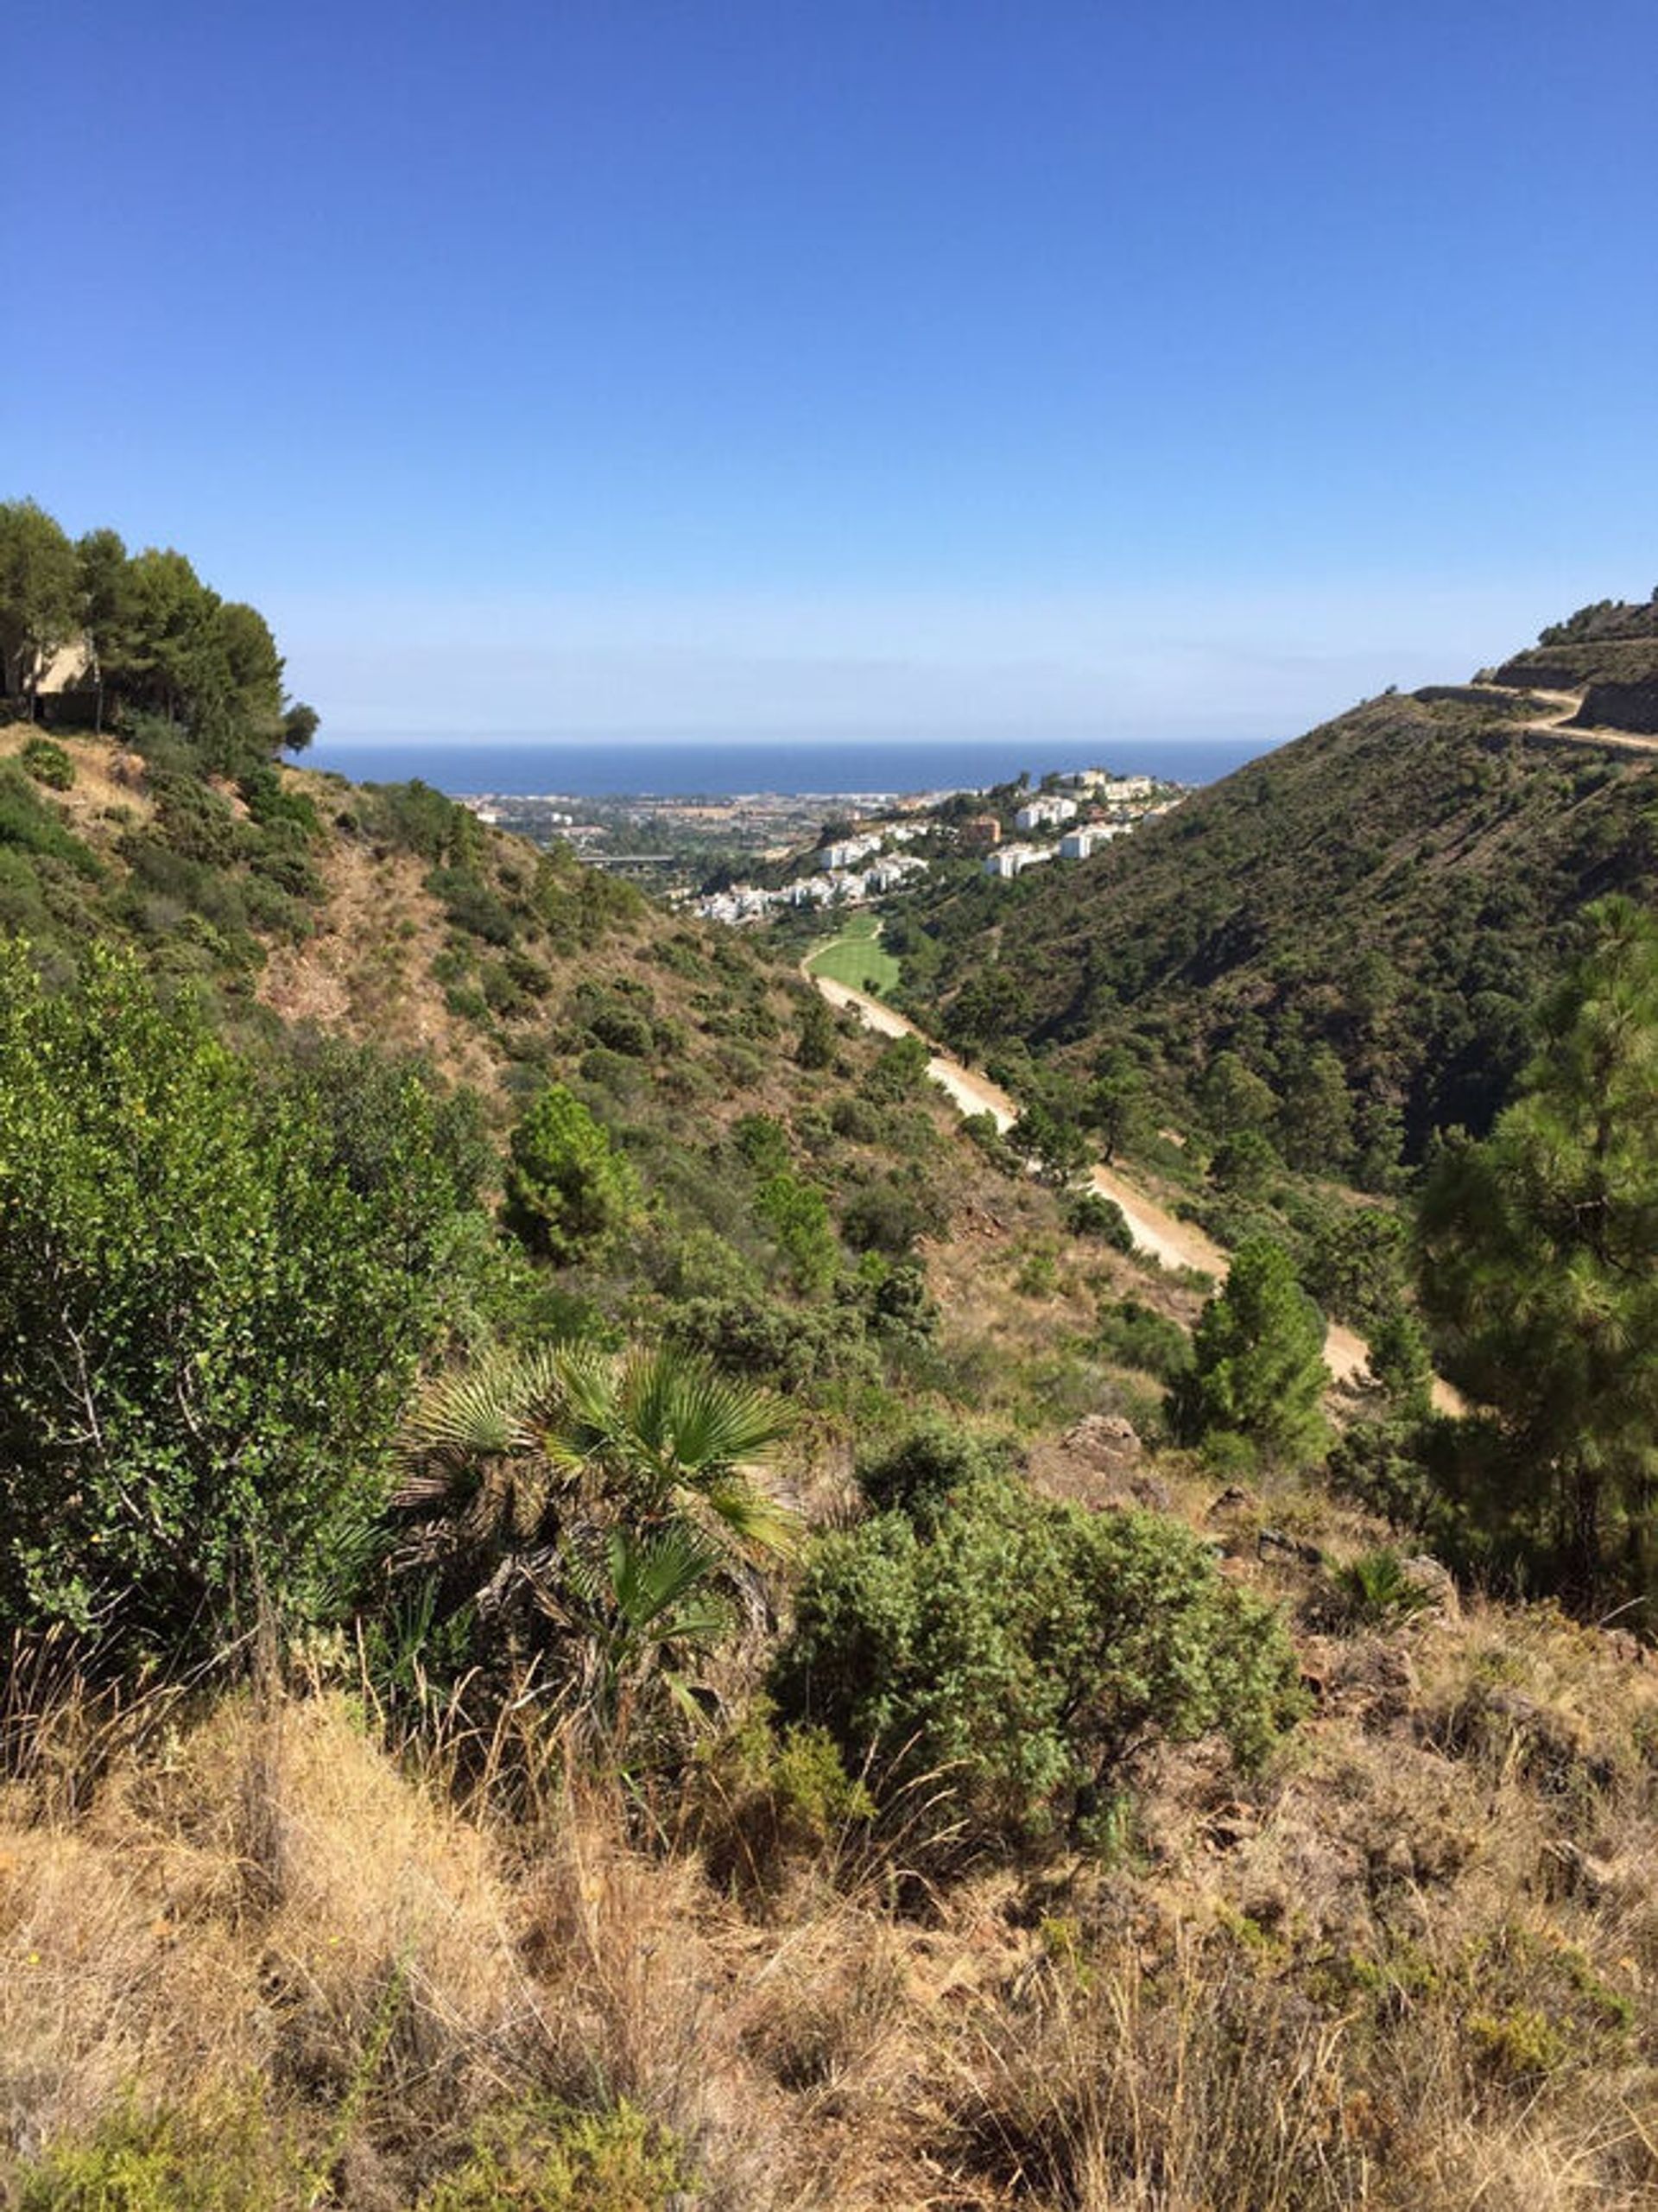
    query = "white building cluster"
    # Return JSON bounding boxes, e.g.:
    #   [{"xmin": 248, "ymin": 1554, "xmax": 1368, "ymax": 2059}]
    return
[
  {"xmin": 696, "ymin": 847, "xmax": 927, "ymax": 925},
  {"xmin": 1012, "ymin": 795, "xmax": 1079, "ymax": 833}
]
